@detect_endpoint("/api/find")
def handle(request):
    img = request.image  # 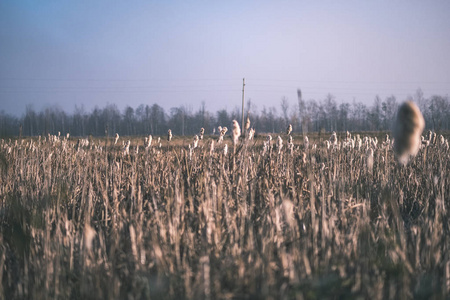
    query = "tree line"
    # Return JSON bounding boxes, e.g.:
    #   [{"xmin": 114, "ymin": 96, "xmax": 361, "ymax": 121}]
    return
[{"xmin": 0, "ymin": 89, "xmax": 449, "ymax": 138}]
